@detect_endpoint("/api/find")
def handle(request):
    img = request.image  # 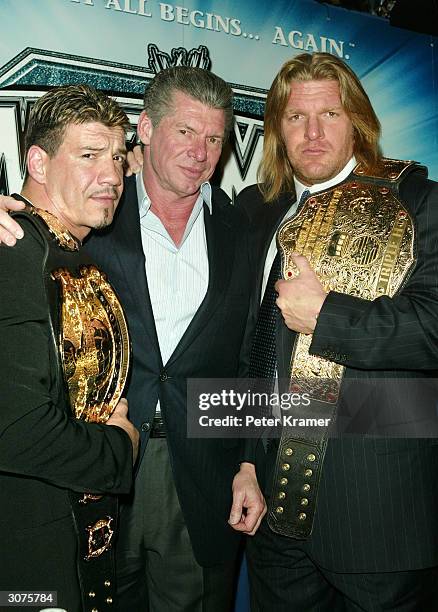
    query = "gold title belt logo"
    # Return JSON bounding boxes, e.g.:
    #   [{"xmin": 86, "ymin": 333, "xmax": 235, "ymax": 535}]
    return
[
  {"xmin": 277, "ymin": 181, "xmax": 415, "ymax": 401},
  {"xmin": 52, "ymin": 265, "xmax": 130, "ymax": 423},
  {"xmin": 85, "ymin": 516, "xmax": 115, "ymax": 560}
]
